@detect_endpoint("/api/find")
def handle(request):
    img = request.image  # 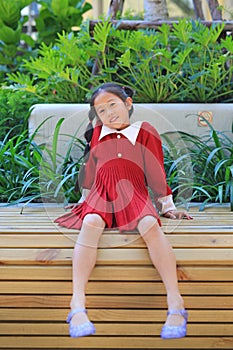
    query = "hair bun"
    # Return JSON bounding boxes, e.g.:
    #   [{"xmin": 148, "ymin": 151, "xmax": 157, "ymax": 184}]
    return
[{"xmin": 122, "ymin": 85, "xmax": 135, "ymax": 98}]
